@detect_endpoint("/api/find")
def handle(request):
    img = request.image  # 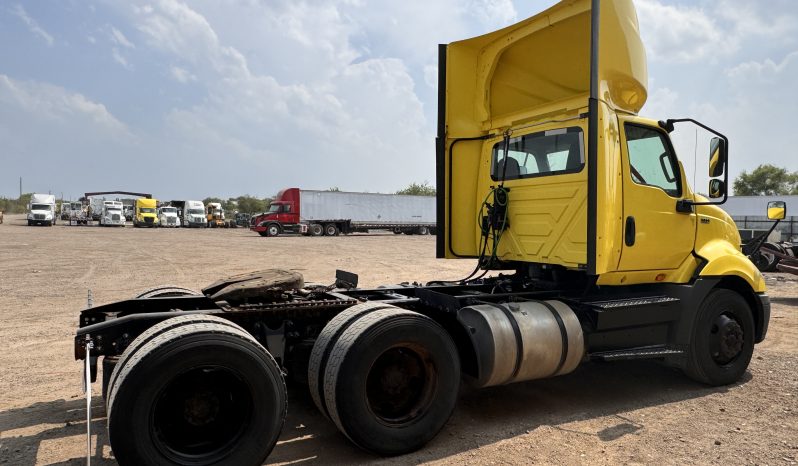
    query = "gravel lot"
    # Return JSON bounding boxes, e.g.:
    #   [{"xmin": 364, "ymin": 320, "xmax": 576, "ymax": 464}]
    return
[{"xmin": 1, "ymin": 214, "xmax": 796, "ymax": 465}]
